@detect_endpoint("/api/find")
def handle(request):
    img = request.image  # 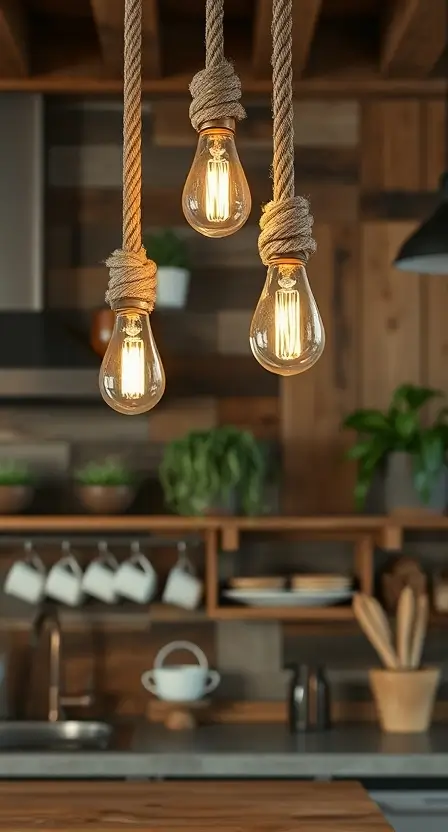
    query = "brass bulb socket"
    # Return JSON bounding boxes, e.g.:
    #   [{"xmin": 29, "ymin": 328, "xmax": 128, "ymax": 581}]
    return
[
  {"xmin": 268, "ymin": 256, "xmax": 305, "ymax": 267},
  {"xmin": 199, "ymin": 118, "xmax": 236, "ymax": 134},
  {"xmin": 110, "ymin": 298, "xmax": 152, "ymax": 313}
]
